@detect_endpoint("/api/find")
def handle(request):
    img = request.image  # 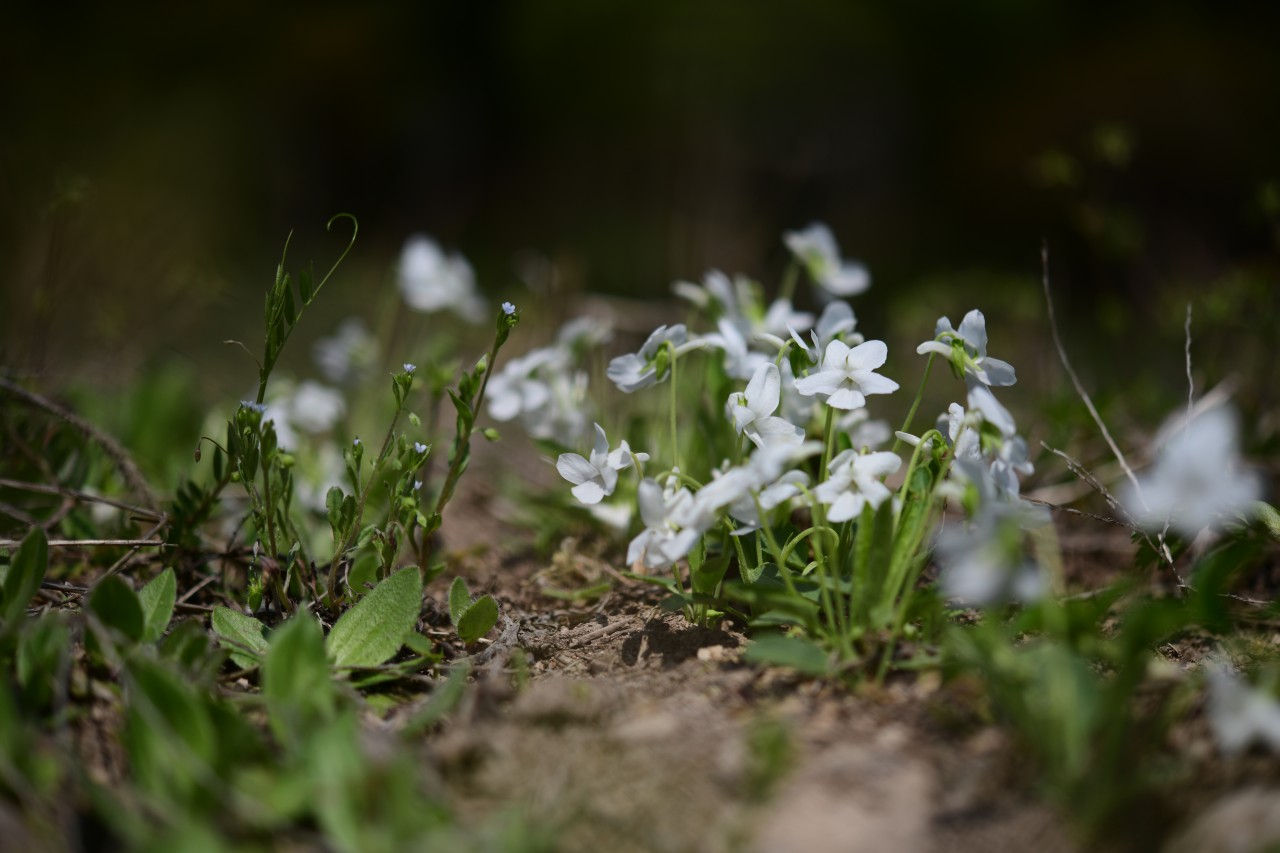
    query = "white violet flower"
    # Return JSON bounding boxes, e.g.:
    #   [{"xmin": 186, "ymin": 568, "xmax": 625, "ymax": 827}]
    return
[
  {"xmin": 1206, "ymin": 662, "xmax": 1280, "ymax": 756},
  {"xmin": 397, "ymin": 234, "xmax": 486, "ymax": 323},
  {"xmin": 794, "ymin": 339, "xmax": 899, "ymax": 410},
  {"xmin": 813, "ymin": 449, "xmax": 902, "ymax": 522},
  {"xmin": 556, "ymin": 423, "xmax": 646, "ymax": 505},
  {"xmin": 607, "ymin": 324, "xmax": 694, "ymax": 393},
  {"xmin": 1120, "ymin": 407, "xmax": 1260, "ymax": 538},
  {"xmin": 288, "ymin": 381, "xmax": 346, "ymax": 434},
  {"xmin": 915, "ymin": 309, "xmax": 1016, "ymax": 388},
  {"xmin": 783, "ymin": 222, "xmax": 871, "ymax": 297},
  {"xmin": 627, "ymin": 476, "xmax": 703, "ymax": 569},
  {"xmin": 727, "ymin": 363, "xmax": 804, "ymax": 449}
]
